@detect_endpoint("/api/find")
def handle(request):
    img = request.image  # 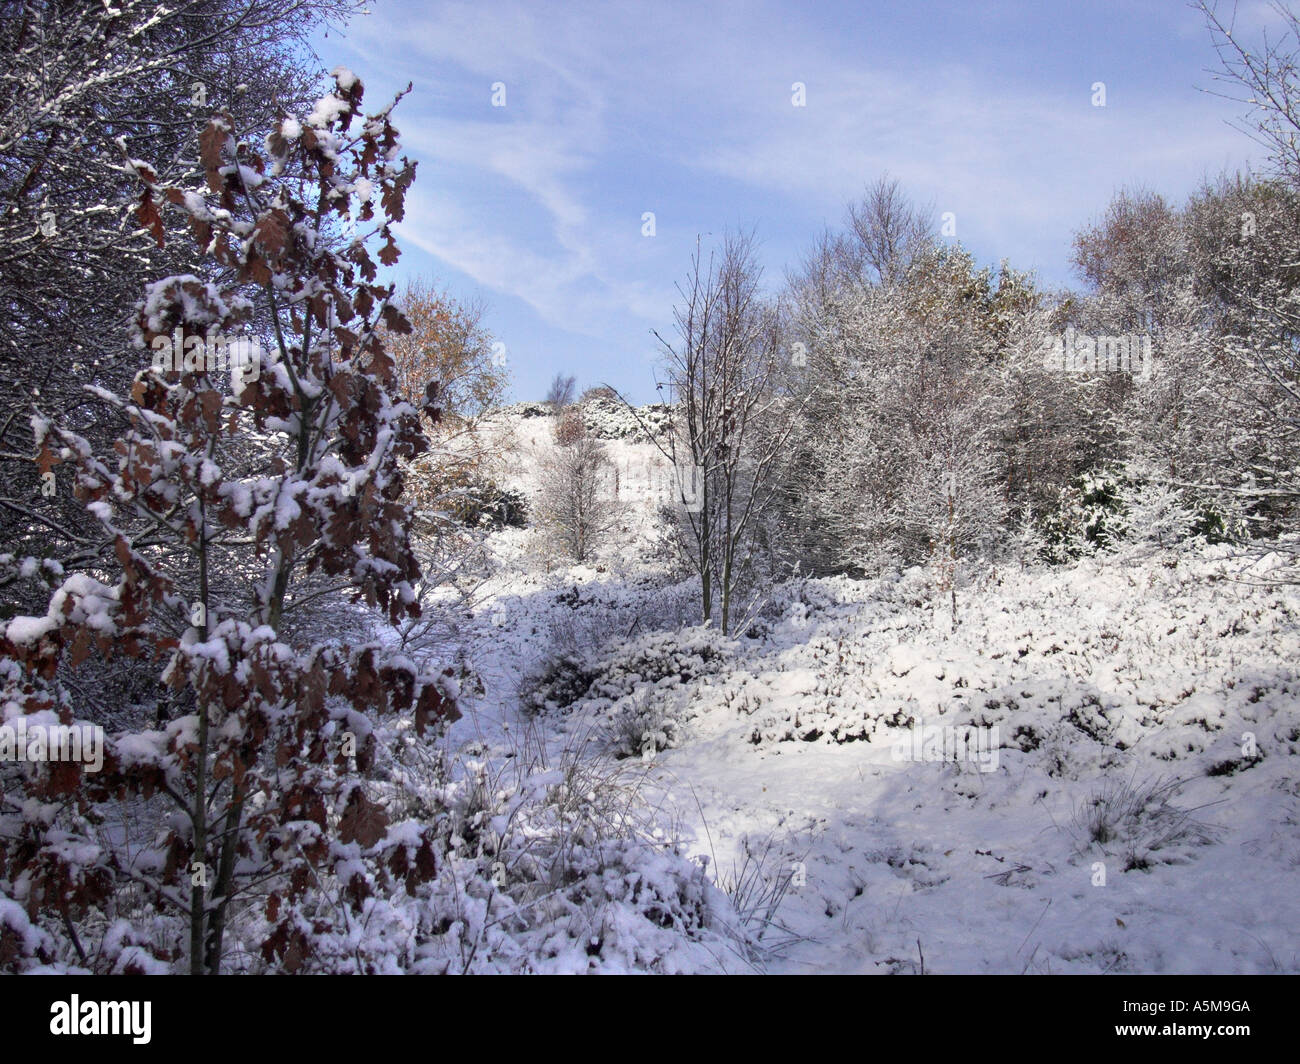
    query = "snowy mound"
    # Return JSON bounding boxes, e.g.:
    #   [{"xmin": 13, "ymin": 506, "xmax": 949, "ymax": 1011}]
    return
[
  {"xmin": 579, "ymin": 396, "xmax": 673, "ymax": 441},
  {"xmin": 488, "ymin": 398, "xmax": 673, "ymax": 442}
]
